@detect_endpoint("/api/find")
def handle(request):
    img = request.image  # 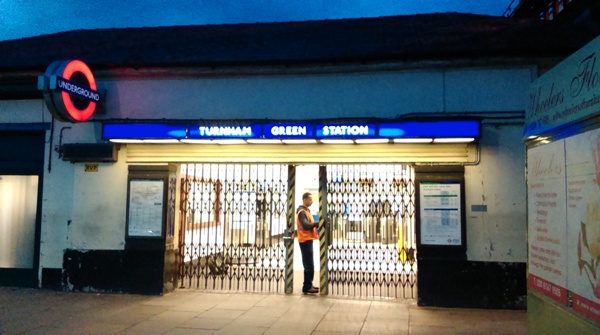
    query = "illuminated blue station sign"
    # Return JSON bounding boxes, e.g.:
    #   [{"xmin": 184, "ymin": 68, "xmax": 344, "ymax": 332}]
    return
[
  {"xmin": 102, "ymin": 123, "xmax": 187, "ymax": 139},
  {"xmin": 379, "ymin": 121, "xmax": 479, "ymax": 138},
  {"xmin": 188, "ymin": 125, "xmax": 261, "ymax": 139},
  {"xmin": 103, "ymin": 120, "xmax": 479, "ymax": 141},
  {"xmin": 264, "ymin": 124, "xmax": 314, "ymax": 138},
  {"xmin": 316, "ymin": 124, "xmax": 376, "ymax": 138}
]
